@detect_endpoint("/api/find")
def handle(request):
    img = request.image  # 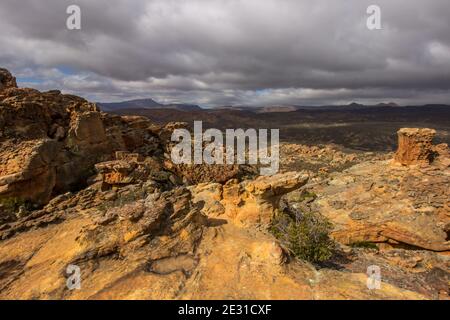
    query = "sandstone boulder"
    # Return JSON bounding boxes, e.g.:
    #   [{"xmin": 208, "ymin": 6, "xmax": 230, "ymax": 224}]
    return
[
  {"xmin": 95, "ymin": 151, "xmax": 178, "ymax": 189},
  {"xmin": 394, "ymin": 128, "xmax": 436, "ymax": 166},
  {"xmin": 190, "ymin": 171, "xmax": 309, "ymax": 227},
  {"xmin": 0, "ymin": 139, "xmax": 60, "ymax": 204},
  {"xmin": 67, "ymin": 111, "xmax": 107, "ymax": 146},
  {"xmin": 0, "ymin": 69, "xmax": 172, "ymax": 208}
]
